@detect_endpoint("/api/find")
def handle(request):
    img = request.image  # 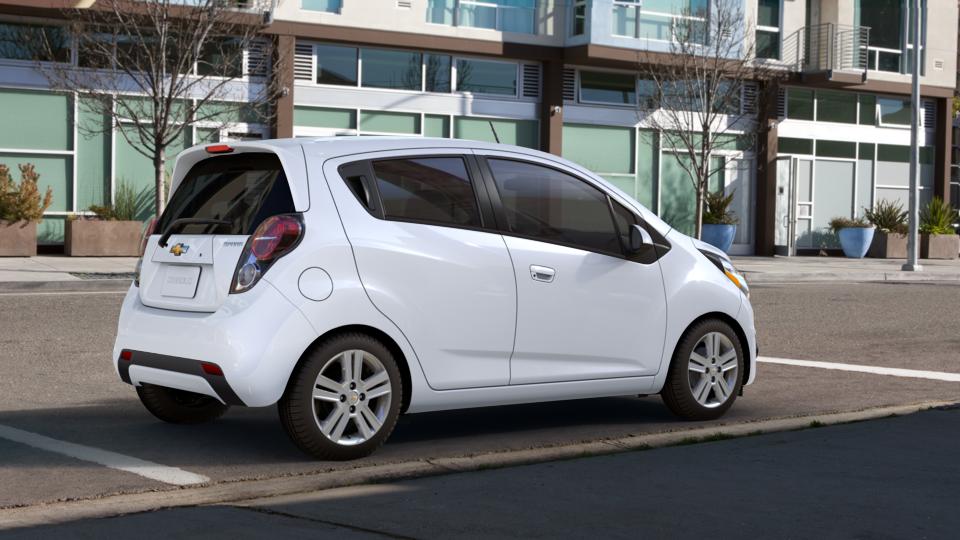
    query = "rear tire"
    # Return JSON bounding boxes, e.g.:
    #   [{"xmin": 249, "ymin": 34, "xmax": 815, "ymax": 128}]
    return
[
  {"xmin": 279, "ymin": 333, "xmax": 402, "ymax": 461},
  {"xmin": 136, "ymin": 384, "xmax": 229, "ymax": 424},
  {"xmin": 661, "ymin": 319, "xmax": 744, "ymax": 421}
]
